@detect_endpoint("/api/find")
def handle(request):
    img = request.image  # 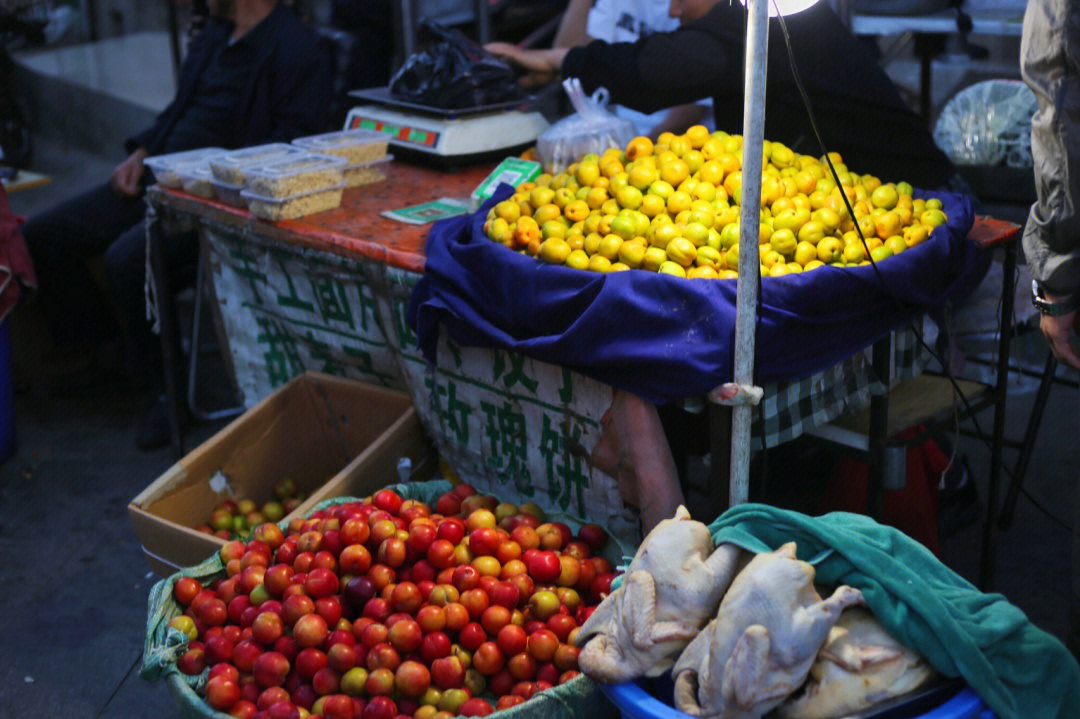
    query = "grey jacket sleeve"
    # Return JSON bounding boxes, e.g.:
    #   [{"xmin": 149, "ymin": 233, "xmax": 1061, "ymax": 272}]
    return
[{"xmin": 1022, "ymin": 0, "xmax": 1080, "ymax": 296}]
